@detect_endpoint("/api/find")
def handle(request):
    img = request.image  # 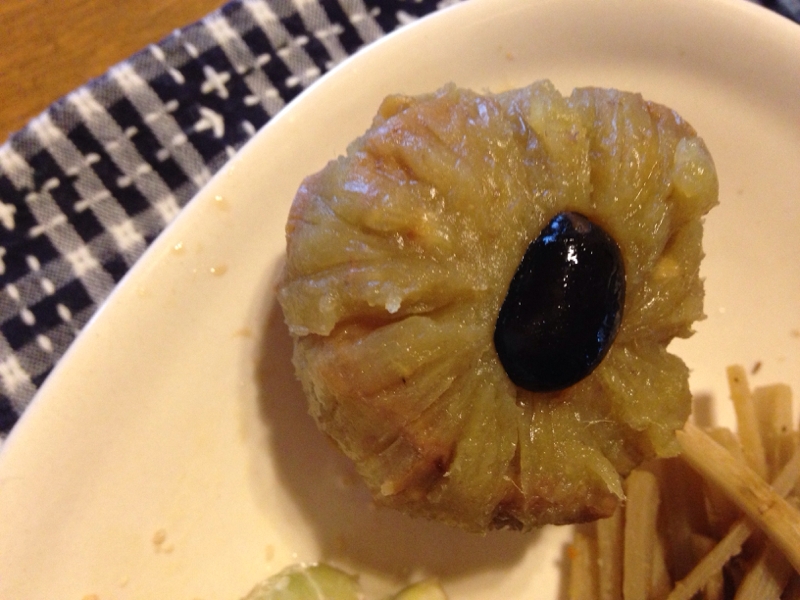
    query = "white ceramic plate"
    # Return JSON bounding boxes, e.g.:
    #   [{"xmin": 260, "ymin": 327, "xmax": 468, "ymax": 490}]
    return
[{"xmin": 1, "ymin": 0, "xmax": 798, "ymax": 598}]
